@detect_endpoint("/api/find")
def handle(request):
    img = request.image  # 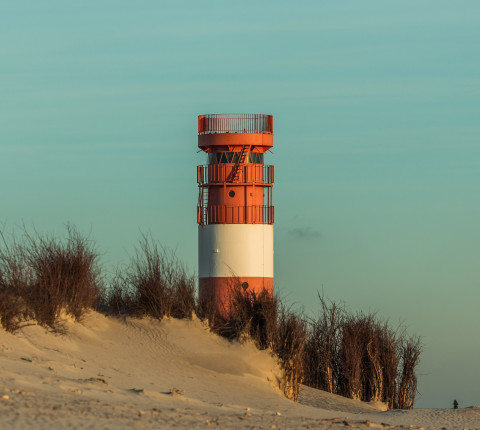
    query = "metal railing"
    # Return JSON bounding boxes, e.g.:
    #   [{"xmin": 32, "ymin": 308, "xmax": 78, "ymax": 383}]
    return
[
  {"xmin": 197, "ymin": 205, "xmax": 274, "ymax": 225},
  {"xmin": 198, "ymin": 114, "xmax": 273, "ymax": 135},
  {"xmin": 197, "ymin": 164, "xmax": 274, "ymax": 185}
]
